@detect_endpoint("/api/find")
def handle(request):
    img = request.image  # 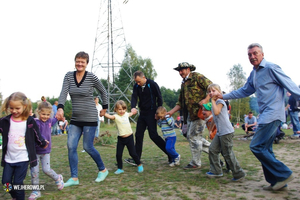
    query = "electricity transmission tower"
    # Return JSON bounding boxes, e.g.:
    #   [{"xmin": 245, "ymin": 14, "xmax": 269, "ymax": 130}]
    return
[{"xmin": 91, "ymin": 0, "xmax": 135, "ymax": 124}]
